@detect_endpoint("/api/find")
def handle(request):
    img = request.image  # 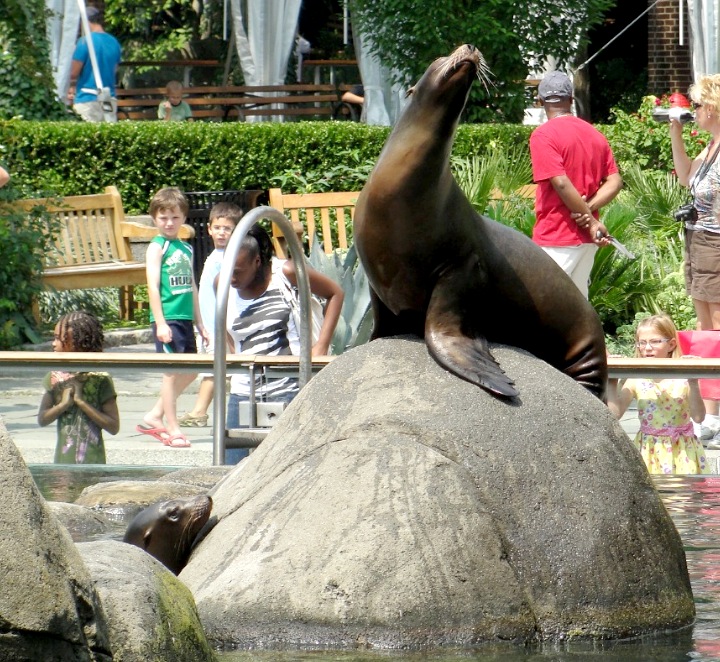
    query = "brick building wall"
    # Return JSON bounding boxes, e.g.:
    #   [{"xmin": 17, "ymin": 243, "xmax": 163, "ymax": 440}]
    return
[{"xmin": 648, "ymin": 0, "xmax": 693, "ymax": 94}]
